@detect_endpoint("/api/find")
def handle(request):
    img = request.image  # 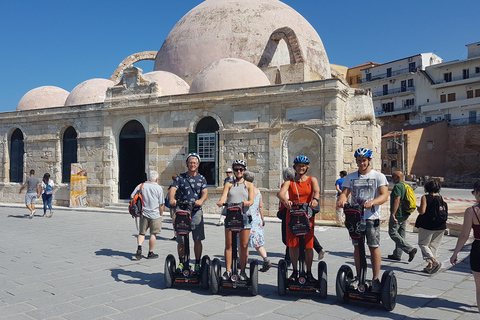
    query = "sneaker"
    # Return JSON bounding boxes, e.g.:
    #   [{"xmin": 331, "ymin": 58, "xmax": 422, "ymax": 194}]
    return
[
  {"xmin": 194, "ymin": 263, "xmax": 201, "ymax": 273},
  {"xmin": 259, "ymin": 260, "xmax": 271, "ymax": 272},
  {"xmin": 350, "ymin": 277, "xmax": 359, "ymax": 290},
  {"xmin": 170, "ymin": 236, "xmax": 177, "ymax": 241},
  {"xmin": 147, "ymin": 252, "xmax": 159, "ymax": 259},
  {"xmin": 288, "ymin": 270, "xmax": 298, "ymax": 281},
  {"xmin": 177, "ymin": 262, "xmax": 184, "ymax": 272},
  {"xmin": 318, "ymin": 249, "xmax": 325, "ymax": 260},
  {"xmin": 135, "ymin": 249, "xmax": 142, "ymax": 260},
  {"xmin": 408, "ymin": 248, "xmax": 417, "ymax": 262},
  {"xmin": 216, "ymin": 222, "xmax": 224, "ymax": 226},
  {"xmin": 306, "ymin": 272, "xmax": 317, "ymax": 283},
  {"xmin": 29, "ymin": 210, "xmax": 35, "ymax": 219},
  {"xmin": 48, "ymin": 210, "xmax": 53, "ymax": 218},
  {"xmin": 222, "ymin": 270, "xmax": 231, "ymax": 281},
  {"xmin": 239, "ymin": 271, "xmax": 248, "ymax": 281},
  {"xmin": 372, "ymin": 278, "xmax": 381, "ymax": 293},
  {"xmin": 387, "ymin": 254, "xmax": 401, "ymax": 261}
]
